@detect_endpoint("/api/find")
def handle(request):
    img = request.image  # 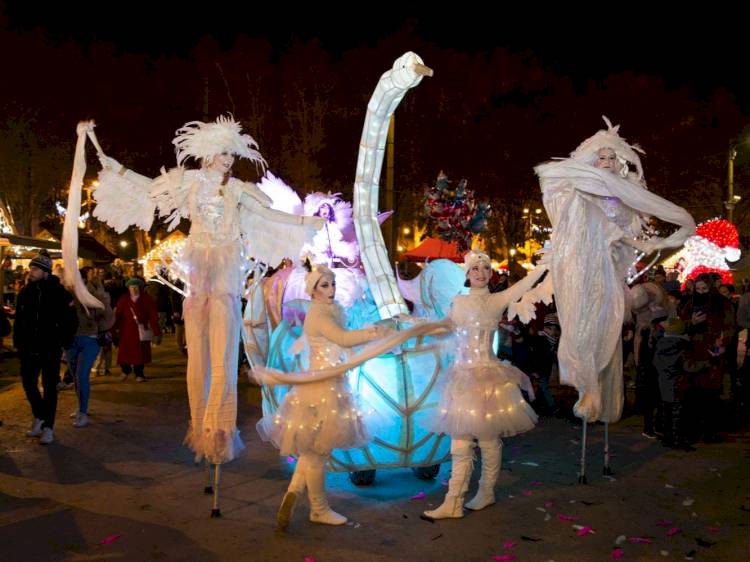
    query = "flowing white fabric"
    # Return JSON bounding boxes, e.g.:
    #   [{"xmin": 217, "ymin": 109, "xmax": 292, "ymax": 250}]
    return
[
  {"xmin": 536, "ymin": 158, "xmax": 695, "ymax": 422},
  {"xmin": 251, "ymin": 319, "xmax": 449, "ymax": 386},
  {"xmin": 61, "ymin": 122, "xmax": 104, "ymax": 310},
  {"xmin": 257, "ymin": 302, "xmax": 395, "ymax": 456}
]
